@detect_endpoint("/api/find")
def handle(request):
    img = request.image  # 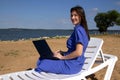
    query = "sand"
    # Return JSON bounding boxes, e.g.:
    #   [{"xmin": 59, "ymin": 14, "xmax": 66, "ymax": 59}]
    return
[{"xmin": 0, "ymin": 34, "xmax": 120, "ymax": 80}]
